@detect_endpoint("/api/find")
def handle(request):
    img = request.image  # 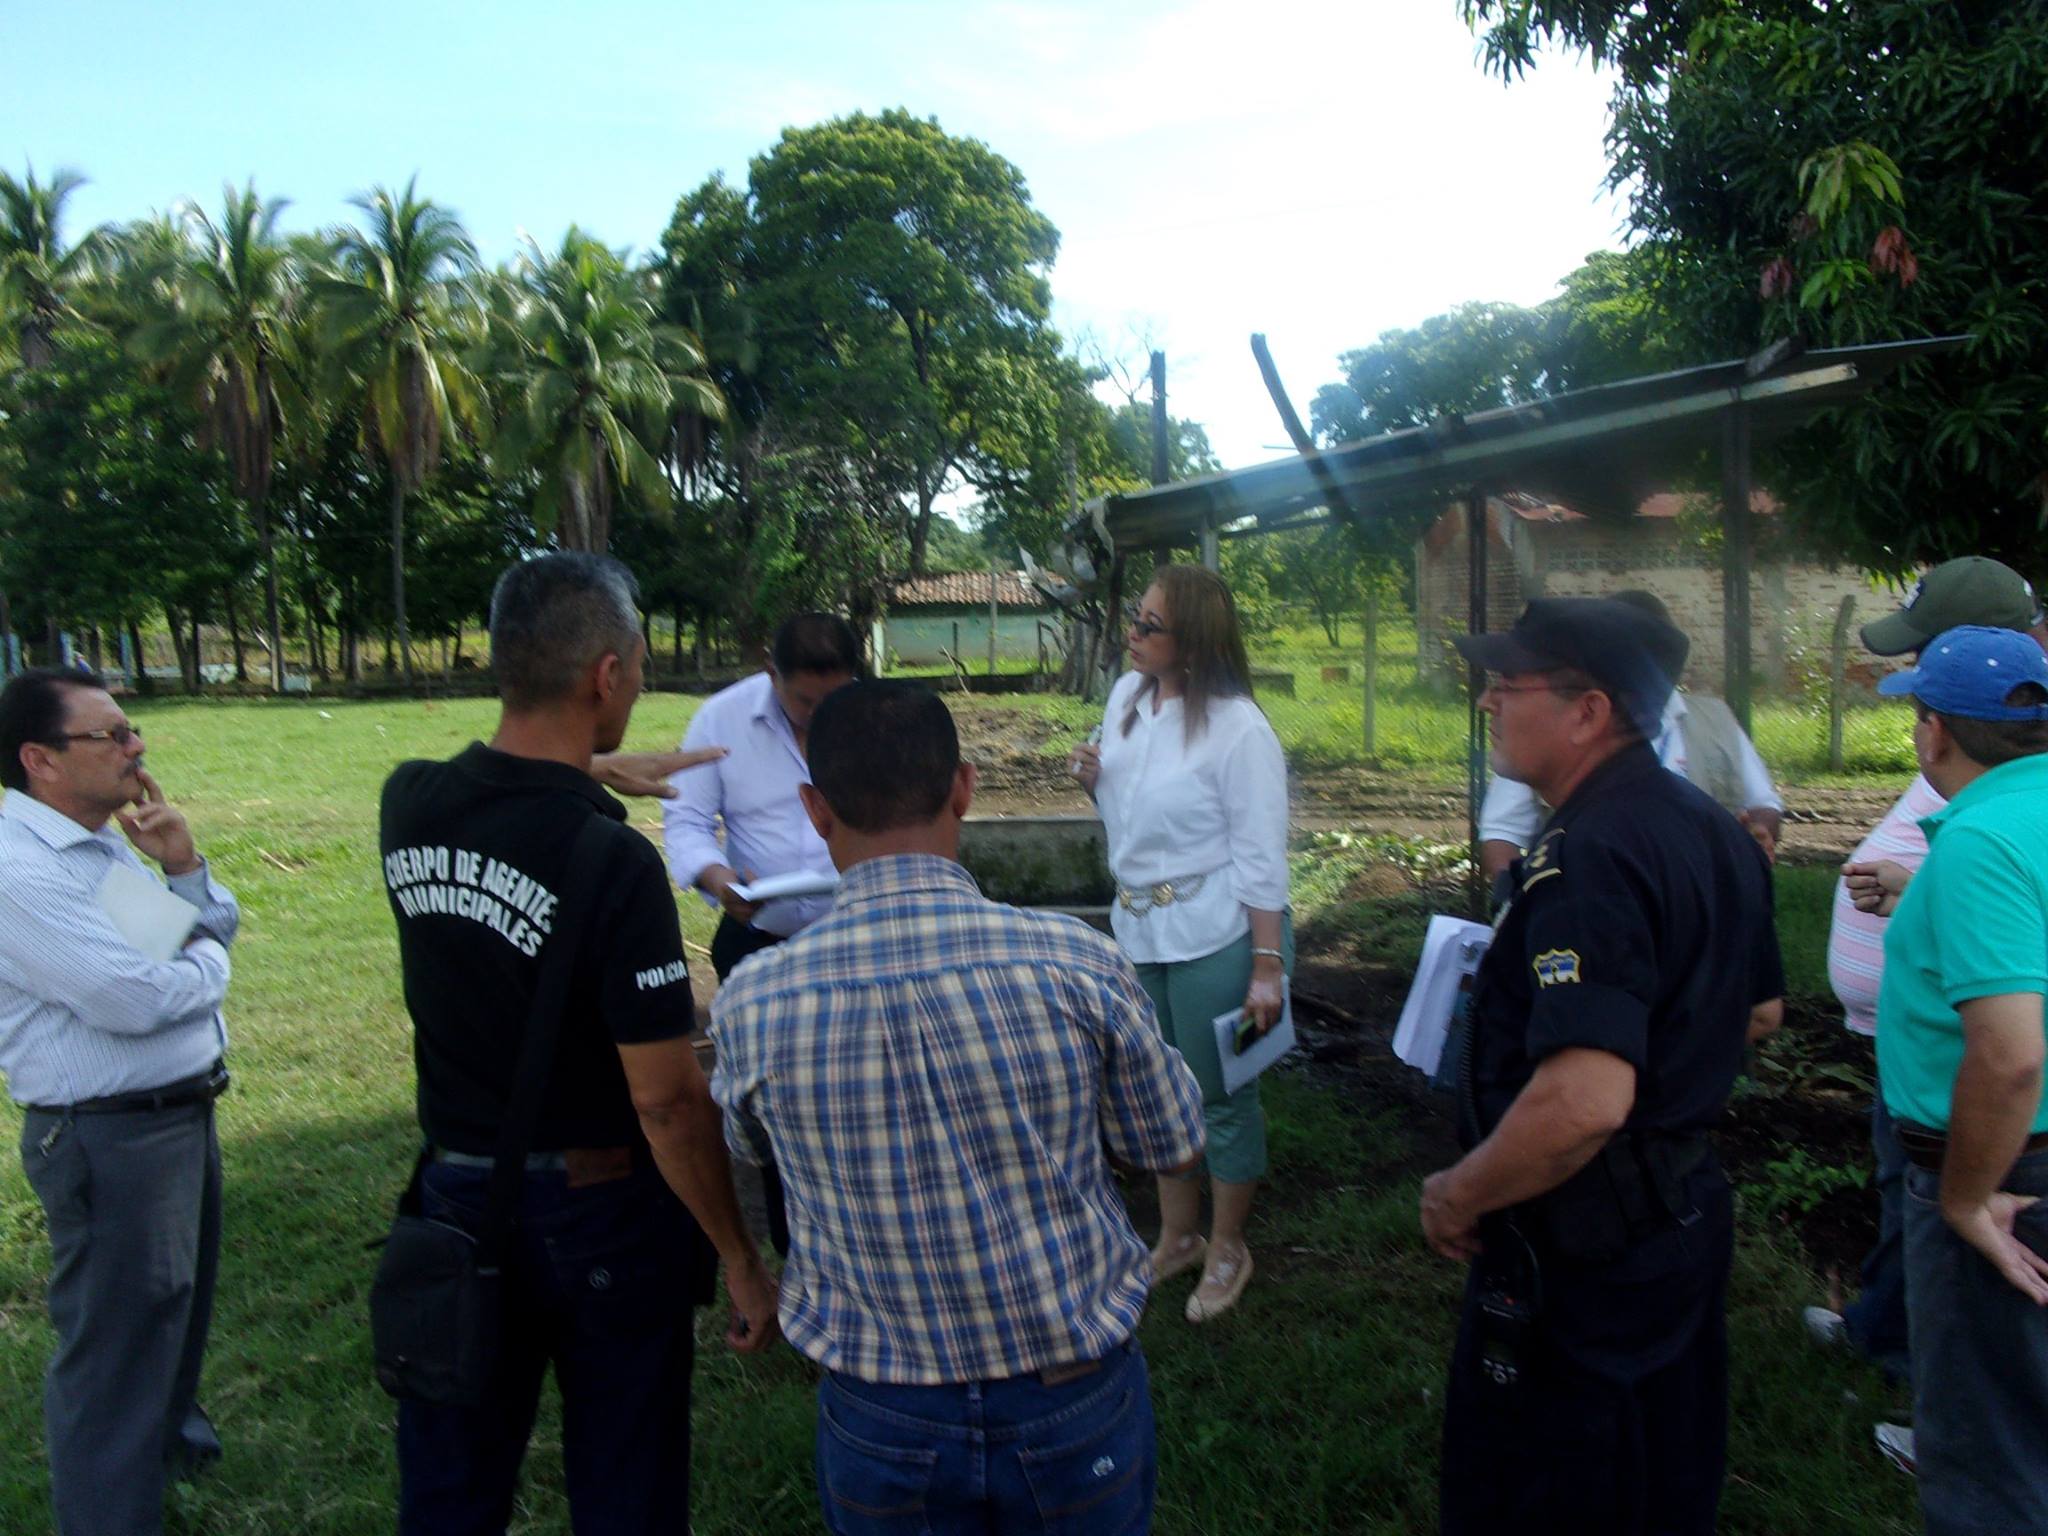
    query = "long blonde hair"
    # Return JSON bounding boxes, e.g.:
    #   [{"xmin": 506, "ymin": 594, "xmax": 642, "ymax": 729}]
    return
[{"xmin": 1122, "ymin": 563, "xmax": 1256, "ymax": 742}]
